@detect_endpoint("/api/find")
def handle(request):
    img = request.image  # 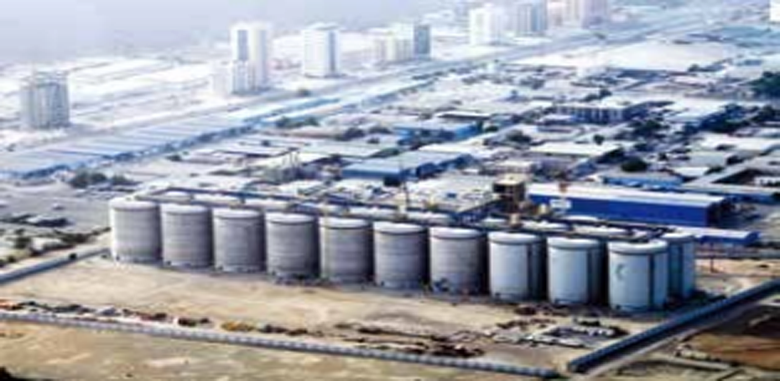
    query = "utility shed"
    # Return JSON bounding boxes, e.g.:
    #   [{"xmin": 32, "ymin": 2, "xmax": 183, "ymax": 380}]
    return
[{"xmin": 528, "ymin": 183, "xmax": 728, "ymax": 227}]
